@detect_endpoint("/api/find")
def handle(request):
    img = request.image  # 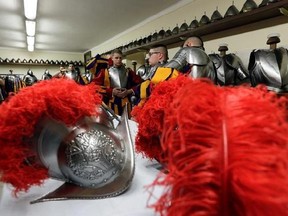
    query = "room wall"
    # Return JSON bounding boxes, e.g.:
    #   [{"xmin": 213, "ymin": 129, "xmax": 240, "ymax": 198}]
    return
[
  {"xmin": 0, "ymin": 48, "xmax": 84, "ymax": 79},
  {"xmin": 91, "ymin": 0, "xmax": 288, "ymax": 69}
]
